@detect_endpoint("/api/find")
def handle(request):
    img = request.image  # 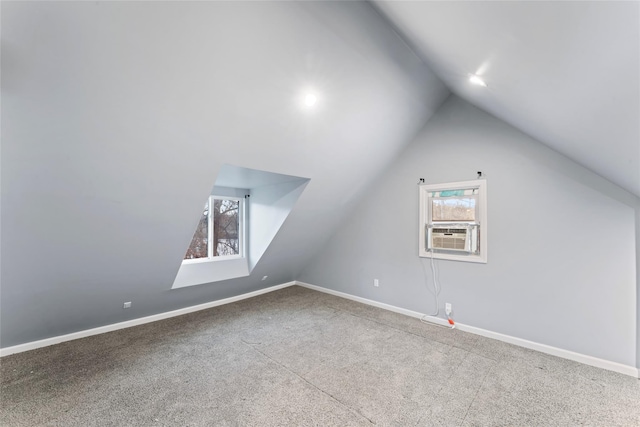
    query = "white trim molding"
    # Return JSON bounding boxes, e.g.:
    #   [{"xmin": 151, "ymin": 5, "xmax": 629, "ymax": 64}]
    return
[
  {"xmin": 419, "ymin": 179, "xmax": 487, "ymax": 264},
  {"xmin": 295, "ymin": 281, "xmax": 639, "ymax": 378},
  {"xmin": 457, "ymin": 323, "xmax": 639, "ymax": 378},
  {"xmin": 0, "ymin": 282, "xmax": 296, "ymax": 357},
  {"xmin": 3, "ymin": 280, "xmax": 638, "ymax": 379}
]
